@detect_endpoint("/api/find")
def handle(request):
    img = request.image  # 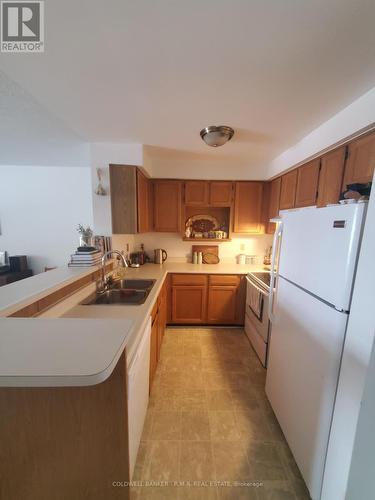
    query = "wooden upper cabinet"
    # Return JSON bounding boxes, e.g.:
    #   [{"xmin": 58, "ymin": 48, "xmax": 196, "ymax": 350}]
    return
[
  {"xmin": 184, "ymin": 181, "xmax": 209, "ymax": 205},
  {"xmin": 109, "ymin": 164, "xmax": 138, "ymax": 234},
  {"xmin": 153, "ymin": 180, "xmax": 182, "ymax": 232},
  {"xmin": 267, "ymin": 177, "xmax": 281, "ymax": 233},
  {"xmin": 317, "ymin": 147, "xmax": 346, "ymax": 208},
  {"xmin": 209, "ymin": 181, "xmax": 233, "ymax": 206},
  {"xmin": 233, "ymin": 182, "xmax": 264, "ymax": 233},
  {"xmin": 342, "ymin": 131, "xmax": 375, "ymax": 188},
  {"xmin": 295, "ymin": 159, "xmax": 321, "ymax": 208},
  {"xmin": 279, "ymin": 170, "xmax": 298, "ymax": 210},
  {"xmin": 137, "ymin": 169, "xmax": 150, "ymax": 233}
]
